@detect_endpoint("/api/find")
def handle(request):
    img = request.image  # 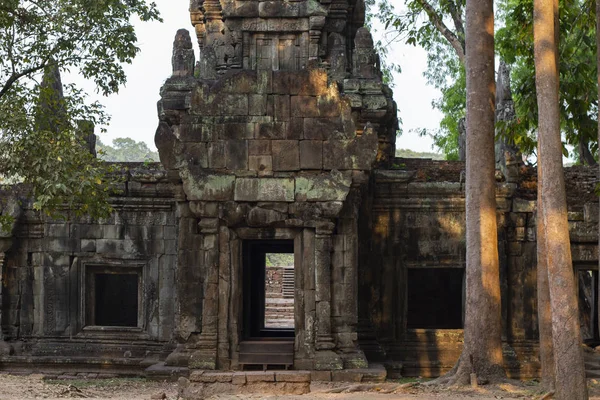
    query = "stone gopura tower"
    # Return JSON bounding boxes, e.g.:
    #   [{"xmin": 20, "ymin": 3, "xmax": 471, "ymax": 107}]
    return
[{"xmin": 155, "ymin": 0, "xmax": 397, "ymax": 371}]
